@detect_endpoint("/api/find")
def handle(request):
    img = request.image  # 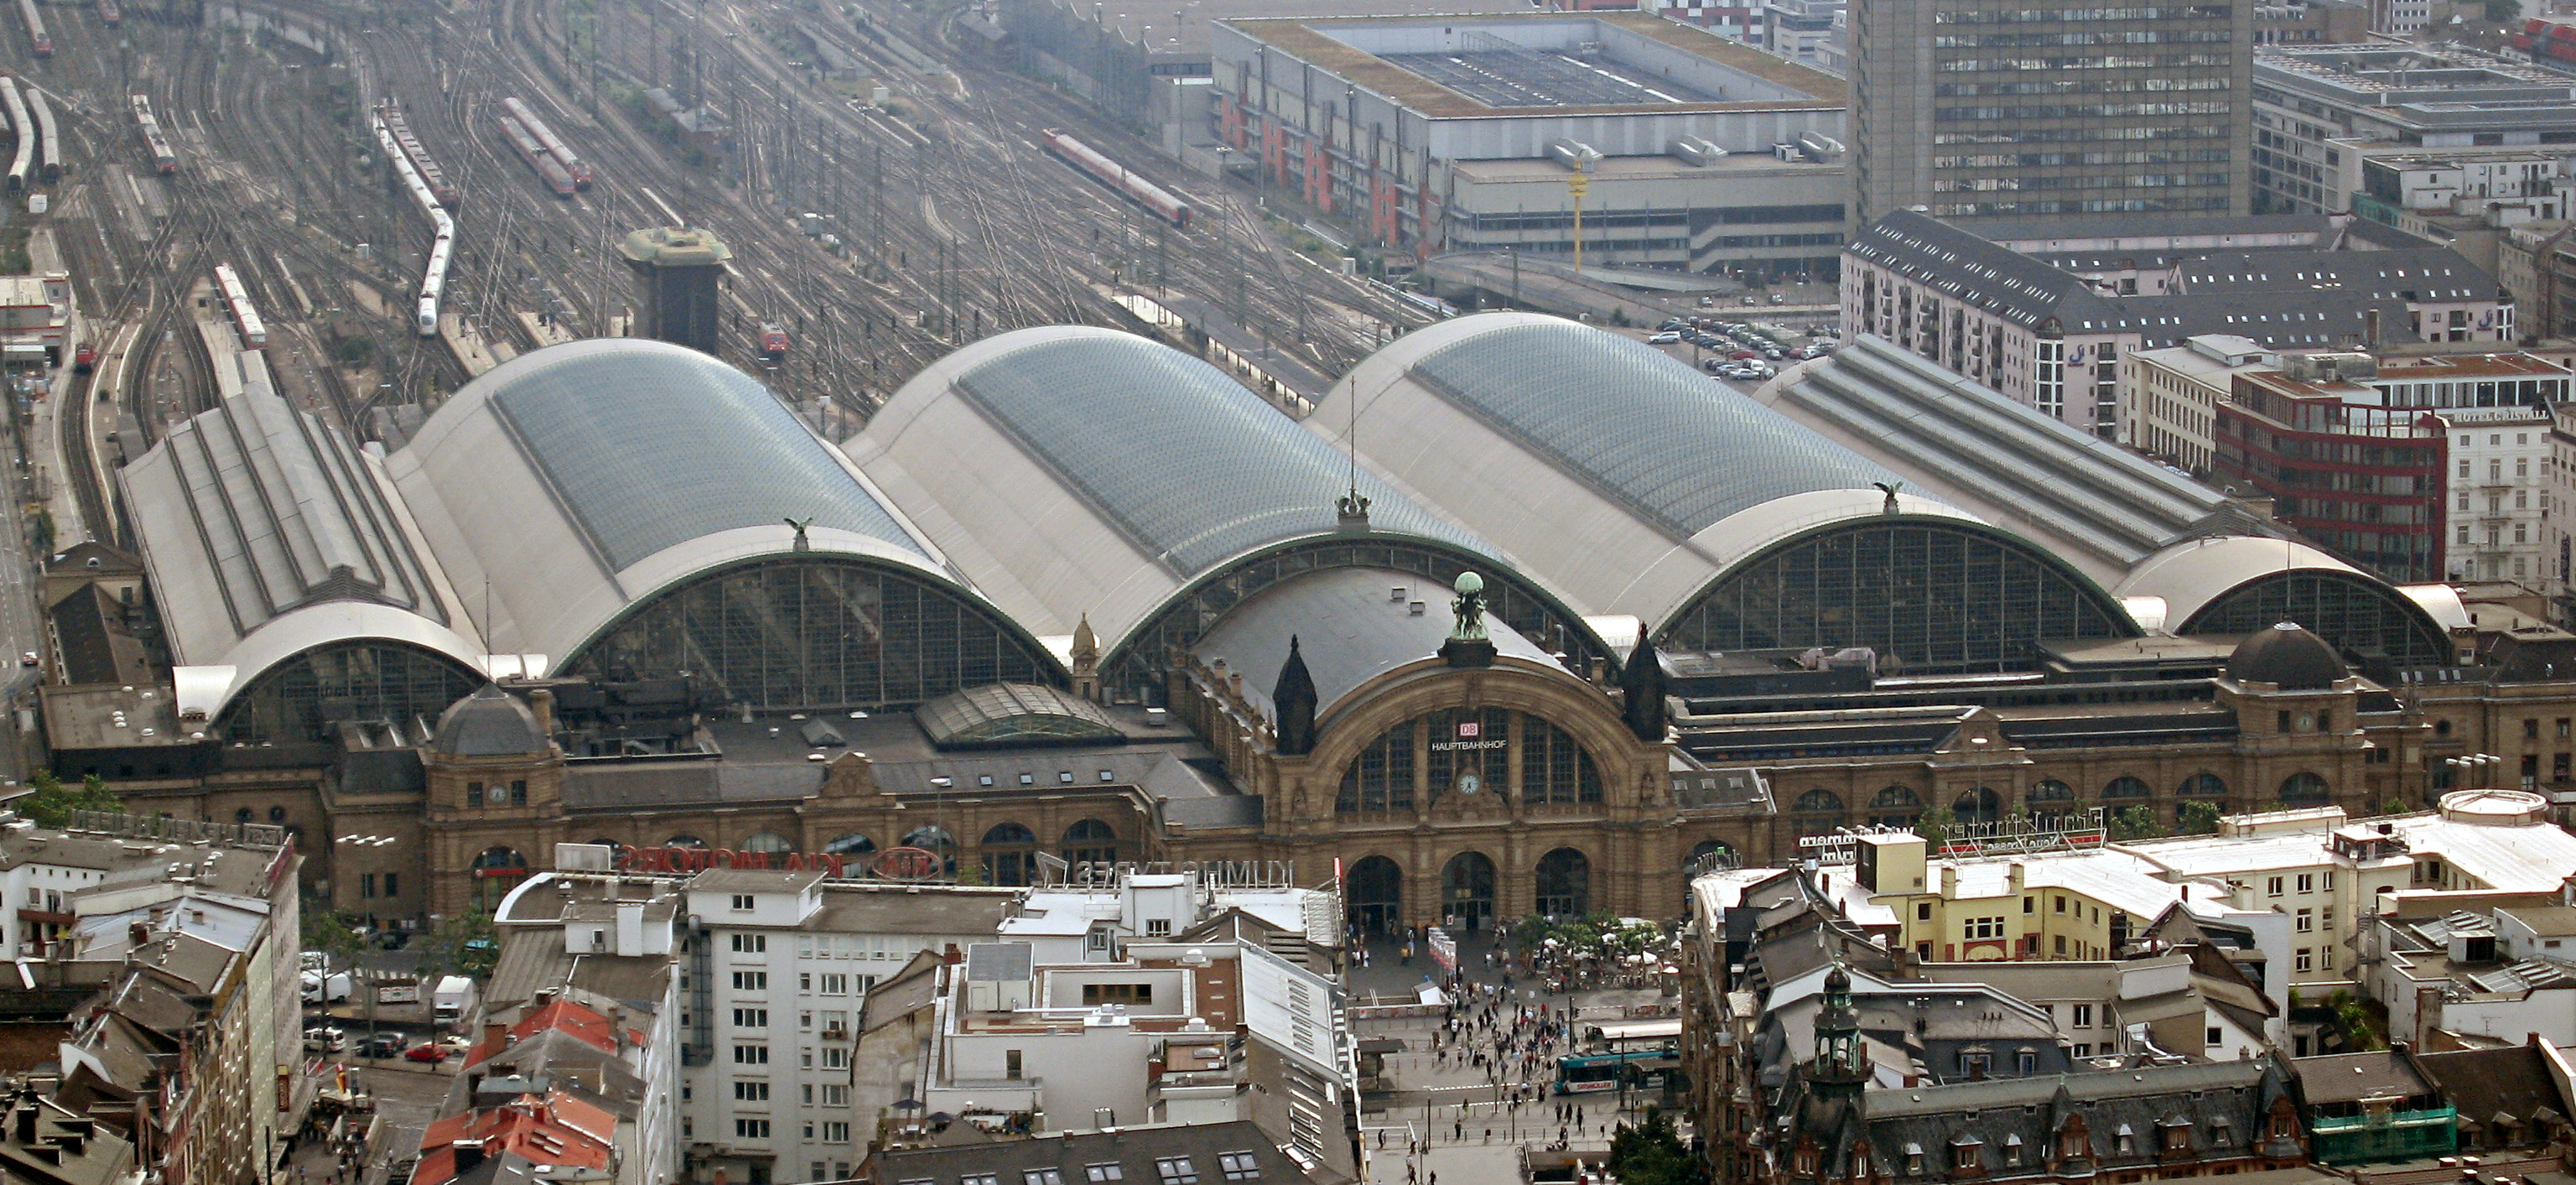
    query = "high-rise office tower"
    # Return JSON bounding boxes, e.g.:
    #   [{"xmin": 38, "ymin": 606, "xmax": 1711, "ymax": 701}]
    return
[{"xmin": 1849, "ymin": 0, "xmax": 2254, "ymax": 224}]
